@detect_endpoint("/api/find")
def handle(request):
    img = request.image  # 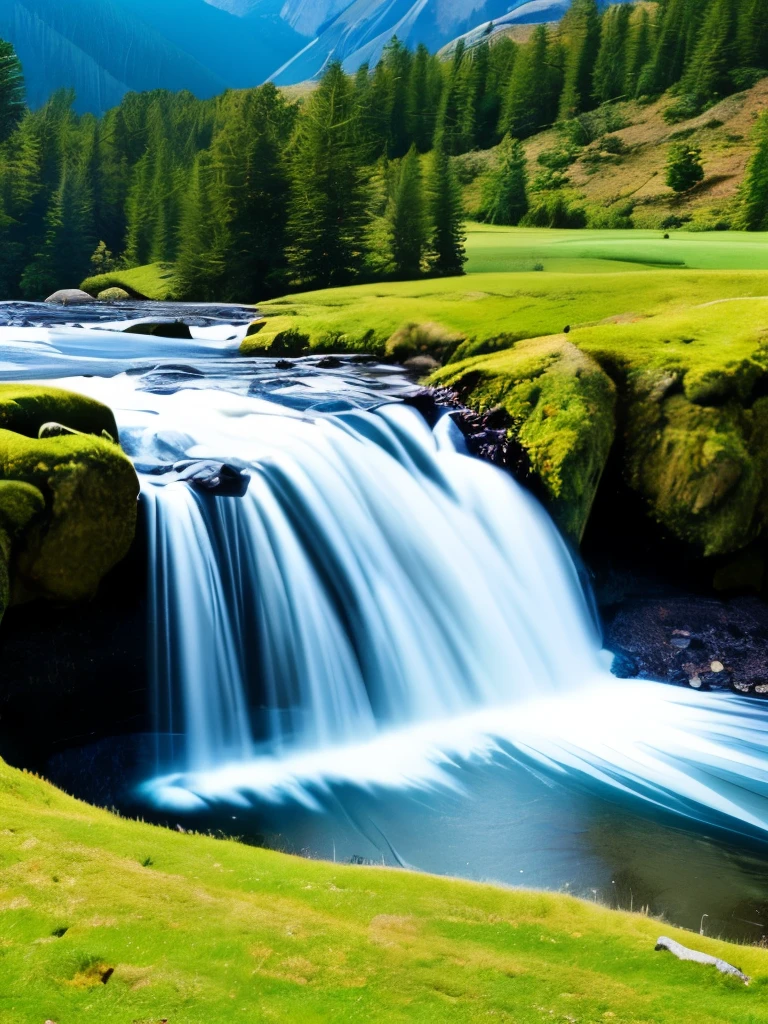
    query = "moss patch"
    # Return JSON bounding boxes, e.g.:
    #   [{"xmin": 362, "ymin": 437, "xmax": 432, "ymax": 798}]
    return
[
  {"xmin": 81, "ymin": 263, "xmax": 177, "ymax": 301},
  {"xmin": 432, "ymin": 337, "xmax": 616, "ymax": 541},
  {"xmin": 0, "ymin": 386, "xmax": 138, "ymax": 610}
]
